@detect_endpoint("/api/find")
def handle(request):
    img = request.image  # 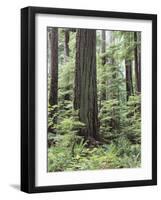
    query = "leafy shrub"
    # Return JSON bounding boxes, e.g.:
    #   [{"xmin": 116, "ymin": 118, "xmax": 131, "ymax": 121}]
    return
[
  {"xmin": 99, "ymin": 99, "xmax": 121, "ymax": 141},
  {"xmin": 122, "ymin": 95, "xmax": 141, "ymax": 144}
]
